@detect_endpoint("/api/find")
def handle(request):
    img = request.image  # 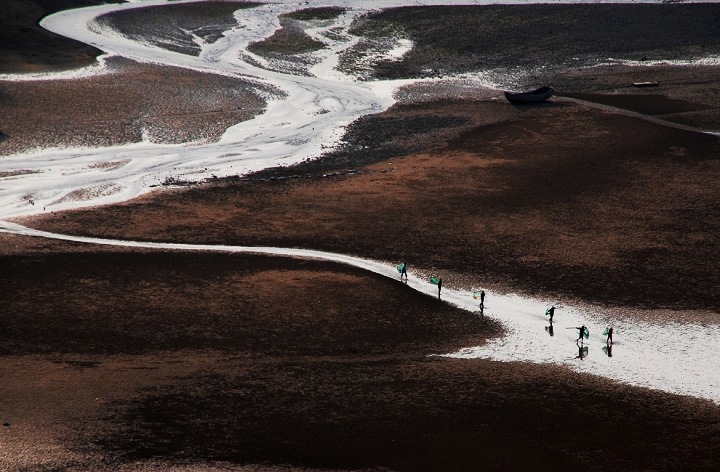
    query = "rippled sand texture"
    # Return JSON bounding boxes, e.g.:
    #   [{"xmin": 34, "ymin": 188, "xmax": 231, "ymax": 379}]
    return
[
  {"xmin": 0, "ymin": 58, "xmax": 269, "ymax": 155},
  {"xmin": 0, "ymin": 1, "xmax": 278, "ymax": 156},
  {"xmin": 94, "ymin": 1, "xmax": 255, "ymax": 57}
]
